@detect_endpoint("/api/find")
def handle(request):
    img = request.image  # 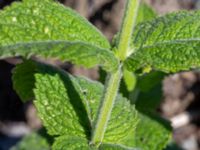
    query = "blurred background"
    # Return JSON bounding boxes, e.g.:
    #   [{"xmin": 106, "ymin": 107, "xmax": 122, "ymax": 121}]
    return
[{"xmin": 1, "ymin": 0, "xmax": 200, "ymax": 149}]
